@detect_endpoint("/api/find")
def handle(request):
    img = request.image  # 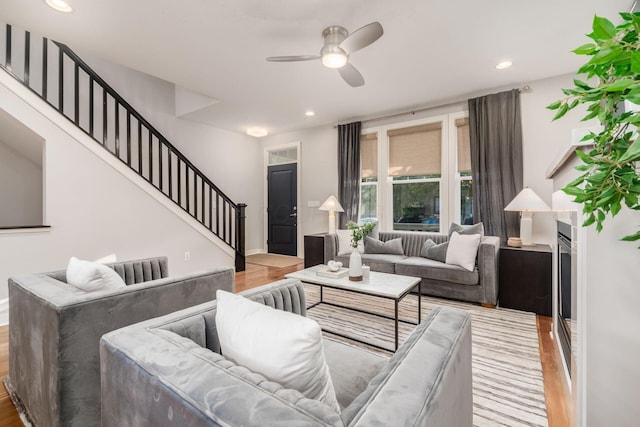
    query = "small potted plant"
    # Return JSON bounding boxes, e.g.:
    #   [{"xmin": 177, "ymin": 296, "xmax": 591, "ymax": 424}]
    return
[{"xmin": 346, "ymin": 221, "xmax": 376, "ymax": 281}]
